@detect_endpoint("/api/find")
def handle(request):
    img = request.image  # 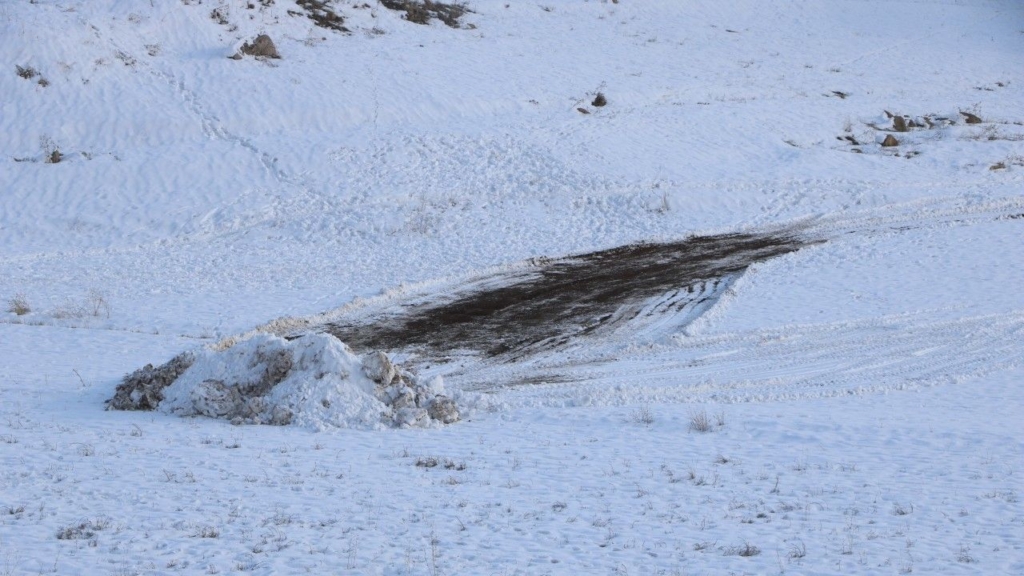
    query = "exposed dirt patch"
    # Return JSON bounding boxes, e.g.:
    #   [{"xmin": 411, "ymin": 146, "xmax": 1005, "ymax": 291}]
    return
[
  {"xmin": 295, "ymin": 0, "xmax": 348, "ymax": 32},
  {"xmin": 380, "ymin": 0, "xmax": 471, "ymax": 28},
  {"xmin": 326, "ymin": 231, "xmax": 808, "ymax": 360}
]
